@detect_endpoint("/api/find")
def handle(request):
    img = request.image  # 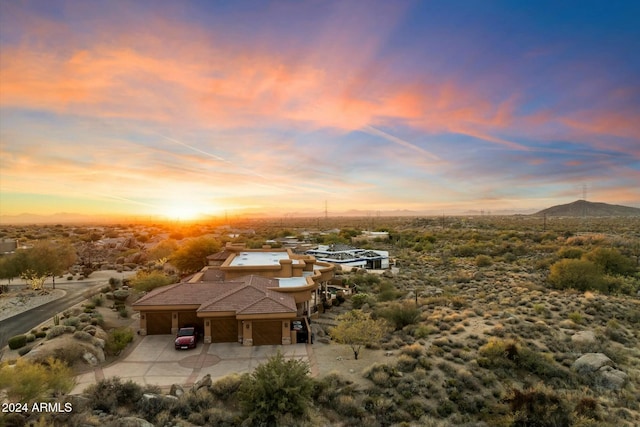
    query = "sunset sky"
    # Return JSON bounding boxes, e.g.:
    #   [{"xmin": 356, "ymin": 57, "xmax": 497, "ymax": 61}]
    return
[{"xmin": 1, "ymin": 1, "xmax": 639, "ymax": 221}]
